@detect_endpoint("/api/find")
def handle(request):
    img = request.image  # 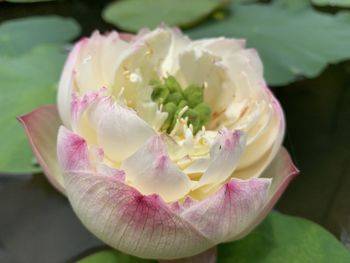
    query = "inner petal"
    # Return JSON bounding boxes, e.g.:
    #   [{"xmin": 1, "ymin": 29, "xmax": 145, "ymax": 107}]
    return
[{"xmin": 121, "ymin": 136, "xmax": 192, "ymax": 202}]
